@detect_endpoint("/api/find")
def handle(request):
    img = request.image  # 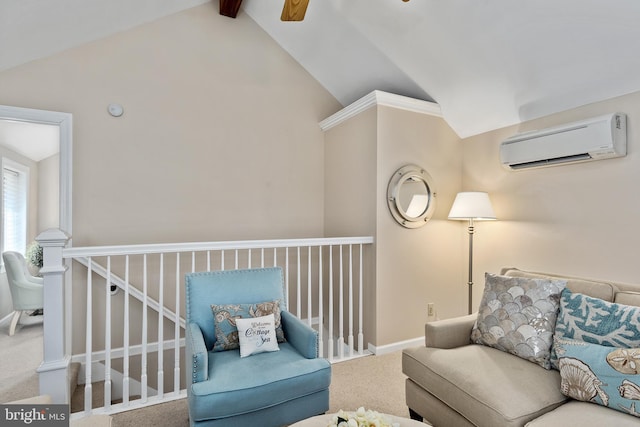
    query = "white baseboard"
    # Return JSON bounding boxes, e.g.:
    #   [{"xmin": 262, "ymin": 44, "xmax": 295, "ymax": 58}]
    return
[{"xmin": 367, "ymin": 337, "xmax": 424, "ymax": 355}]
